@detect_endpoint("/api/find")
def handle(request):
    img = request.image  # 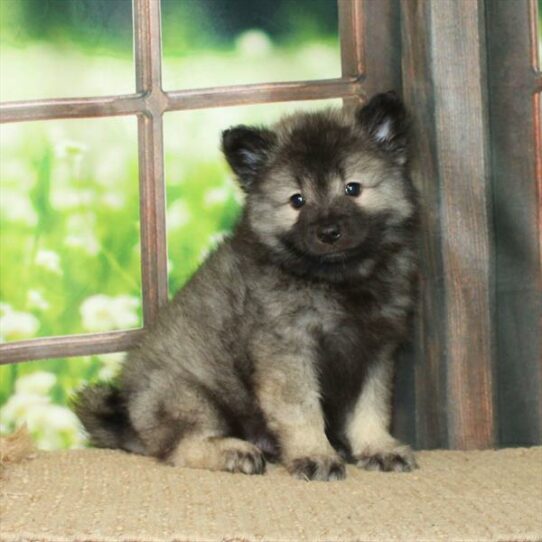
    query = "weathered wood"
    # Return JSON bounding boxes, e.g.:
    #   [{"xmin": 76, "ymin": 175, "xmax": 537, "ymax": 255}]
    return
[
  {"xmin": 0, "ymin": 94, "xmax": 145, "ymax": 123},
  {"xmin": 0, "ymin": 330, "xmax": 144, "ymax": 365},
  {"xmin": 0, "ymin": 80, "xmax": 364, "ymax": 124},
  {"xmin": 486, "ymin": 0, "xmax": 542, "ymax": 445},
  {"xmin": 339, "ymin": 0, "xmax": 365, "ymax": 112},
  {"xmin": 362, "ymin": 0, "xmax": 401, "ymax": 96},
  {"xmin": 134, "ymin": 0, "xmax": 169, "ymax": 324},
  {"xmin": 400, "ymin": 0, "xmax": 448, "ymax": 449},
  {"xmin": 428, "ymin": 0, "xmax": 495, "ymax": 449},
  {"xmin": 166, "ymin": 78, "xmax": 363, "ymax": 112},
  {"xmin": 400, "ymin": 0, "xmax": 497, "ymax": 450}
]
